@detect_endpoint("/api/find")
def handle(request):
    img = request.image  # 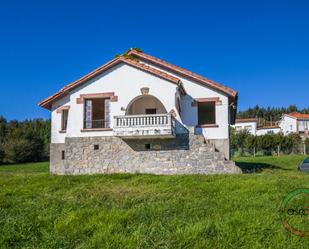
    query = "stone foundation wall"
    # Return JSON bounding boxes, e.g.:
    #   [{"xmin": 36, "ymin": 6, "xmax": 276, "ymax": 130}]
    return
[
  {"xmin": 50, "ymin": 143, "xmax": 65, "ymax": 174},
  {"xmin": 209, "ymin": 139, "xmax": 230, "ymax": 160},
  {"xmin": 50, "ymin": 134, "xmax": 241, "ymax": 175}
]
